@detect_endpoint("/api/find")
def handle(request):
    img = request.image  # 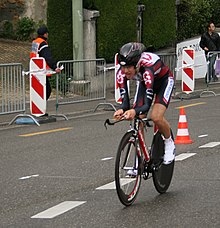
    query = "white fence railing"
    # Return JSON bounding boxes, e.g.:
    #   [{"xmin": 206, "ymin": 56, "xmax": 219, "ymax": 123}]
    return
[
  {"xmin": 55, "ymin": 58, "xmax": 107, "ymax": 110},
  {"xmin": 0, "ymin": 63, "xmax": 25, "ymax": 115}
]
